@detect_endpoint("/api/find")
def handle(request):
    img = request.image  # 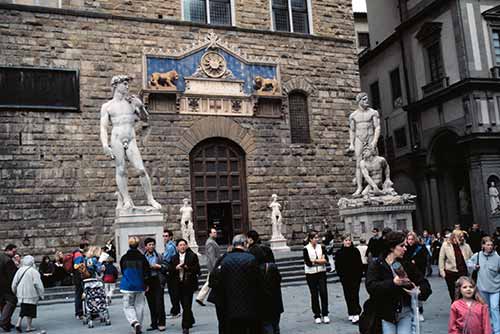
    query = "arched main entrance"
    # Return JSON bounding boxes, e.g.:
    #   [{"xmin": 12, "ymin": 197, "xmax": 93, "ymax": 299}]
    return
[
  {"xmin": 190, "ymin": 138, "xmax": 249, "ymax": 245},
  {"xmin": 428, "ymin": 130, "xmax": 471, "ymax": 230}
]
